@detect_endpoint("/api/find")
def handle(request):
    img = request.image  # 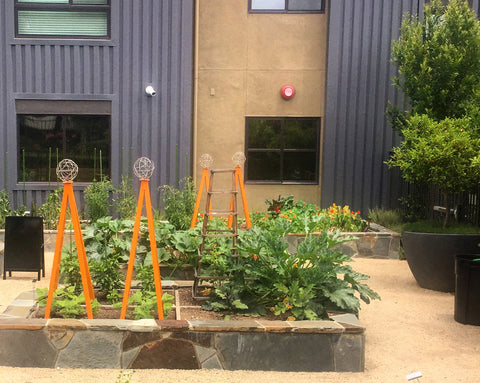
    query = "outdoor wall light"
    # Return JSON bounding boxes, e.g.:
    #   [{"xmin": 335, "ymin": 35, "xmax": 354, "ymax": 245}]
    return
[
  {"xmin": 145, "ymin": 85, "xmax": 157, "ymax": 97},
  {"xmin": 281, "ymin": 85, "xmax": 295, "ymax": 100}
]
